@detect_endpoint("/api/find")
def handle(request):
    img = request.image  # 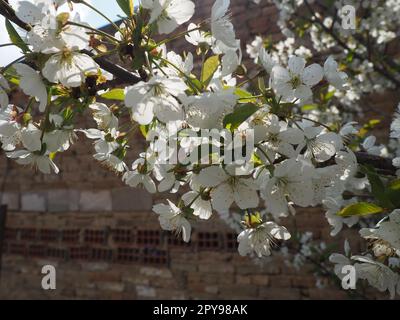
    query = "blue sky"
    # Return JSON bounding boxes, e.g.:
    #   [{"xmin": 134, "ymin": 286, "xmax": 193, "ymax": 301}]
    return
[{"xmin": 0, "ymin": 0, "xmax": 126, "ymax": 66}]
